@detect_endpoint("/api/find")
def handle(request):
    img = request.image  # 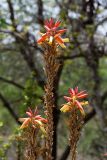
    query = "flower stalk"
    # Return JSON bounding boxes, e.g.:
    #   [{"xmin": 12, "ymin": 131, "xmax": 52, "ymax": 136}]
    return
[
  {"xmin": 60, "ymin": 87, "xmax": 88, "ymax": 160},
  {"xmin": 37, "ymin": 18, "xmax": 69, "ymax": 160},
  {"xmin": 69, "ymin": 108, "xmax": 84, "ymax": 160},
  {"xmin": 43, "ymin": 42, "xmax": 60, "ymax": 160},
  {"xmin": 19, "ymin": 107, "xmax": 47, "ymax": 160}
]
